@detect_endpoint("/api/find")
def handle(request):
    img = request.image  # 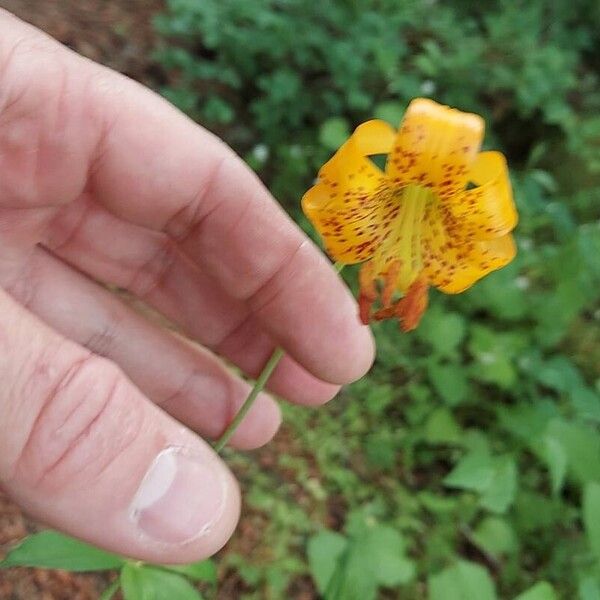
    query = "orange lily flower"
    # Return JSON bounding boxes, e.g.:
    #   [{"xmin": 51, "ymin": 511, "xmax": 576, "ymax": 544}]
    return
[{"xmin": 302, "ymin": 98, "xmax": 518, "ymax": 331}]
